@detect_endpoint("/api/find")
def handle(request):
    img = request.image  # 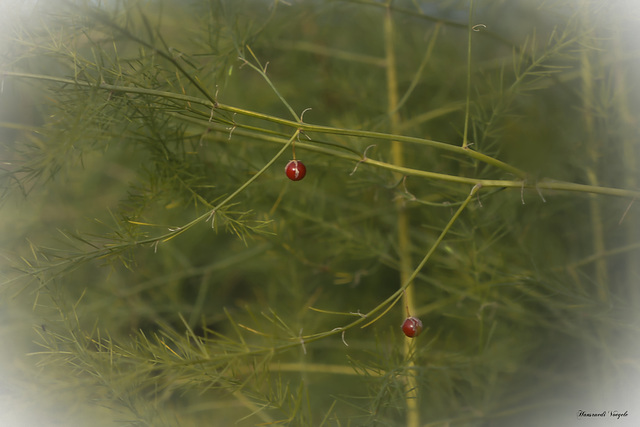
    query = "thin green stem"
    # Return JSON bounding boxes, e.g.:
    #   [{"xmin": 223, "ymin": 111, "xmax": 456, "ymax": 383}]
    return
[
  {"xmin": 214, "ymin": 184, "xmax": 480, "ymax": 373},
  {"xmin": 189, "ymin": 121, "xmax": 640, "ymax": 199},
  {"xmin": 8, "ymin": 132, "xmax": 297, "ymax": 290},
  {"xmin": 205, "ymin": 130, "xmax": 298, "ymax": 221},
  {"xmin": 3, "ymin": 71, "xmax": 524, "ymax": 177},
  {"xmin": 241, "ymin": 45, "xmax": 301, "ymax": 123},
  {"xmin": 579, "ymin": 8, "xmax": 608, "ymax": 303},
  {"xmin": 462, "ymin": 0, "xmax": 474, "ymax": 149},
  {"xmin": 383, "ymin": 5, "xmax": 419, "ymax": 426},
  {"xmin": 251, "ymin": 185, "xmax": 479, "ymax": 345},
  {"xmin": 86, "ymin": 7, "xmax": 217, "ymax": 105},
  {"xmin": 613, "ymin": 26, "xmax": 640, "ymax": 304},
  {"xmin": 261, "ymin": 185, "xmax": 478, "ymax": 352},
  {"xmin": 393, "ymin": 23, "xmax": 442, "ymax": 115}
]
